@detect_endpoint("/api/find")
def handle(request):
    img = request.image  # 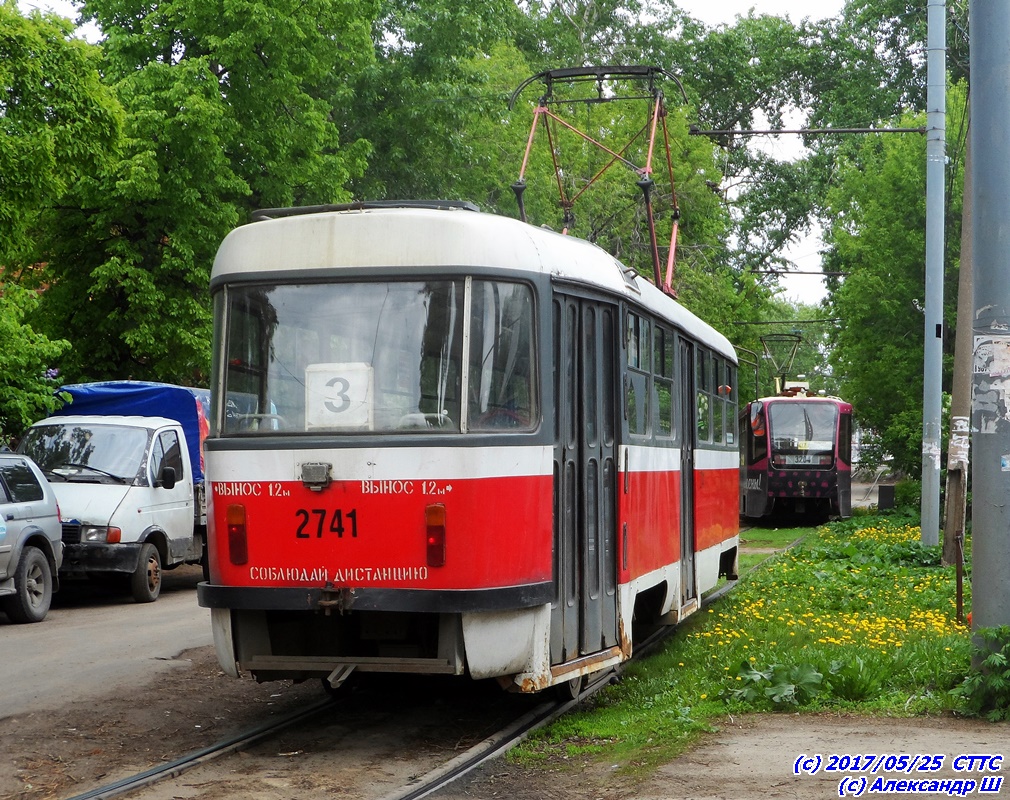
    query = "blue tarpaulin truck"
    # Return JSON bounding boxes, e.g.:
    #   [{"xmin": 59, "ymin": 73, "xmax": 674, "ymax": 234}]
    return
[{"xmin": 18, "ymin": 381, "xmax": 210, "ymax": 602}]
